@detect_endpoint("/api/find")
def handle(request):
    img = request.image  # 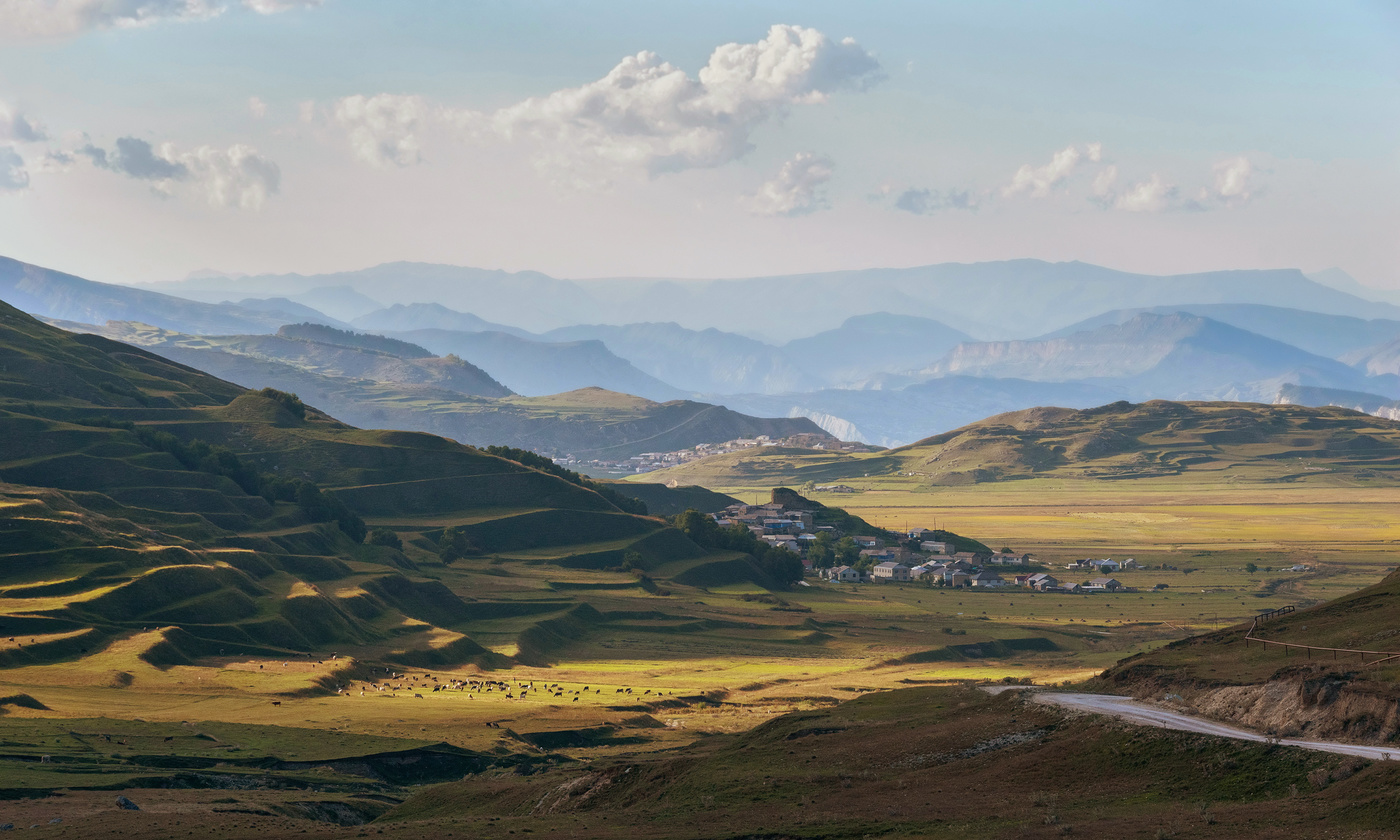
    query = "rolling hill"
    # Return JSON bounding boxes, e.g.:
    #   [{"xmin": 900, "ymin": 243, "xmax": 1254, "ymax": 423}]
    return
[
  {"xmin": 641, "ymin": 400, "xmax": 1400, "ymax": 488},
  {"xmin": 38, "ymin": 318, "xmax": 830, "ymax": 459},
  {"xmin": 1098, "ymin": 564, "xmax": 1400, "ymax": 743},
  {"xmin": 1, "ymin": 296, "xmax": 796, "ymax": 675}
]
